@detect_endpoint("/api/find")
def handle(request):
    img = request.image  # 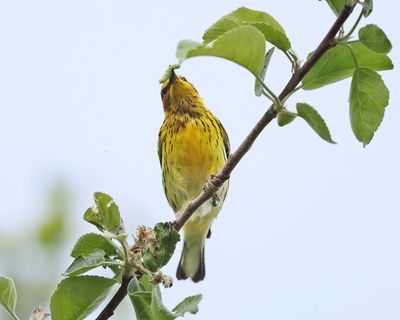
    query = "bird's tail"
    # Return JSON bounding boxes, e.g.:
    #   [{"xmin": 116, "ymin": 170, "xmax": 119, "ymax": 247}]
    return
[{"xmin": 176, "ymin": 238, "xmax": 205, "ymax": 282}]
